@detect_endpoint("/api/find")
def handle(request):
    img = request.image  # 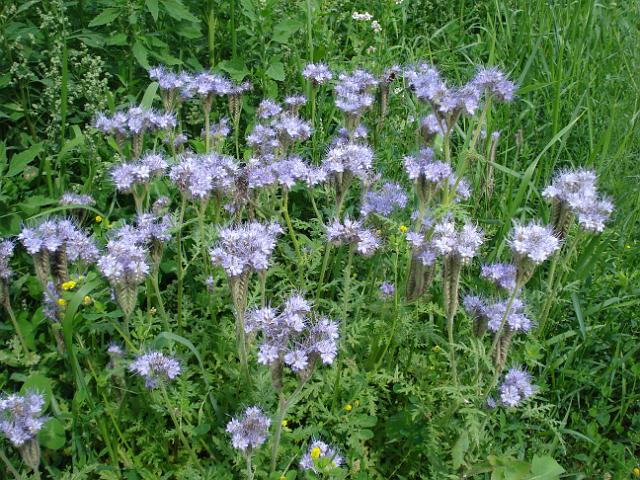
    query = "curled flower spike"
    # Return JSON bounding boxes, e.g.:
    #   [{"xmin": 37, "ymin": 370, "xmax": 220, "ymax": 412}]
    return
[
  {"xmin": 300, "ymin": 440, "xmax": 343, "ymax": 472},
  {"xmin": 169, "ymin": 152, "xmax": 238, "ymax": 200},
  {"xmin": 481, "ymin": 263, "xmax": 517, "ymax": 292},
  {"xmin": 472, "ymin": 66, "xmax": 516, "ymax": 102},
  {"xmin": 379, "ymin": 282, "xmax": 395, "ymax": 299},
  {"xmin": 0, "ymin": 240, "xmax": 15, "ymax": 281},
  {"xmin": 226, "ymin": 406, "xmax": 271, "ymax": 452},
  {"xmin": 128, "ymin": 351, "xmax": 181, "ymax": 389},
  {"xmin": 334, "ymin": 69, "xmax": 378, "ymax": 126},
  {"xmin": 0, "ymin": 391, "xmax": 48, "ymax": 447}
]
